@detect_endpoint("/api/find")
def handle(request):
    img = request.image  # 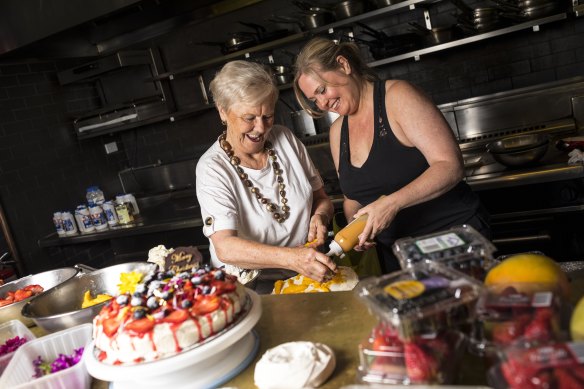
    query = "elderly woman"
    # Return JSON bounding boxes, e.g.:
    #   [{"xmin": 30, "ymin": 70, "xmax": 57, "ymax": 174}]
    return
[
  {"xmin": 196, "ymin": 60, "xmax": 336, "ymax": 285},
  {"xmin": 293, "ymin": 37, "xmax": 490, "ymax": 273}
]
